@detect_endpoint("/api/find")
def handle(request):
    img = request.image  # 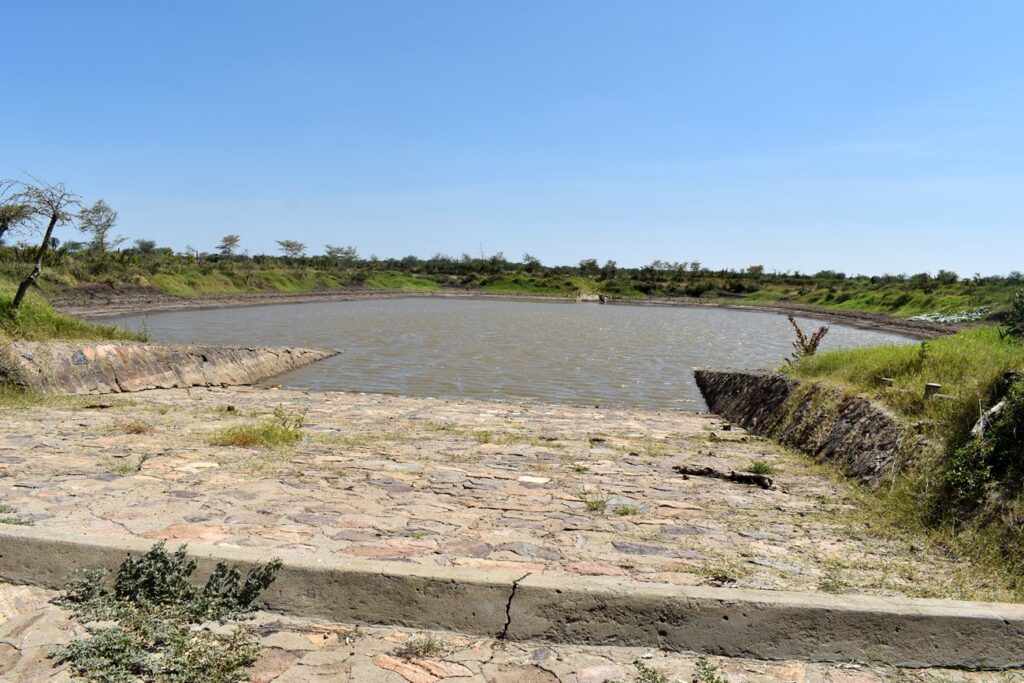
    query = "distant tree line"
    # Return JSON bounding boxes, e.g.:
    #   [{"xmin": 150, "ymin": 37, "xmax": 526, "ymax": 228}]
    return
[{"xmin": 3, "ymin": 176, "xmax": 1022, "ymax": 311}]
